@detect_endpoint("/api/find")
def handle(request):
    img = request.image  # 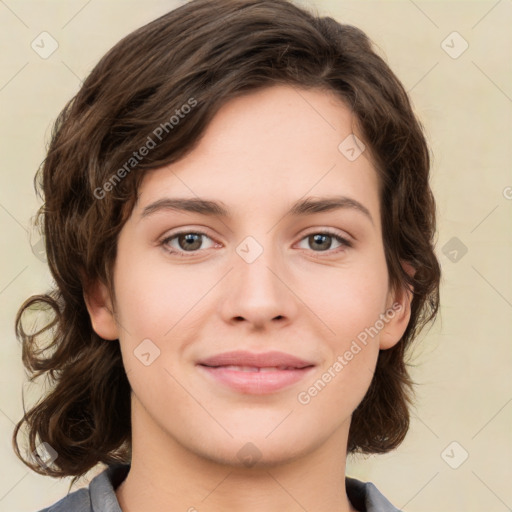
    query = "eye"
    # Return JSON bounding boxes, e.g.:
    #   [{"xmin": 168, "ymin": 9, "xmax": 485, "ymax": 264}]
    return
[
  {"xmin": 296, "ymin": 230, "xmax": 352, "ymax": 255},
  {"xmin": 160, "ymin": 229, "xmax": 352, "ymax": 258},
  {"xmin": 161, "ymin": 230, "xmax": 216, "ymax": 256}
]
